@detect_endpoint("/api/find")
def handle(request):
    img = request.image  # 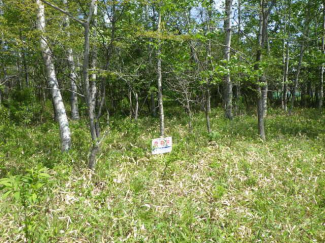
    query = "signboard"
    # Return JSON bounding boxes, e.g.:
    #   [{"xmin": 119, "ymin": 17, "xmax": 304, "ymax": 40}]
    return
[{"xmin": 152, "ymin": 137, "xmax": 172, "ymax": 155}]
